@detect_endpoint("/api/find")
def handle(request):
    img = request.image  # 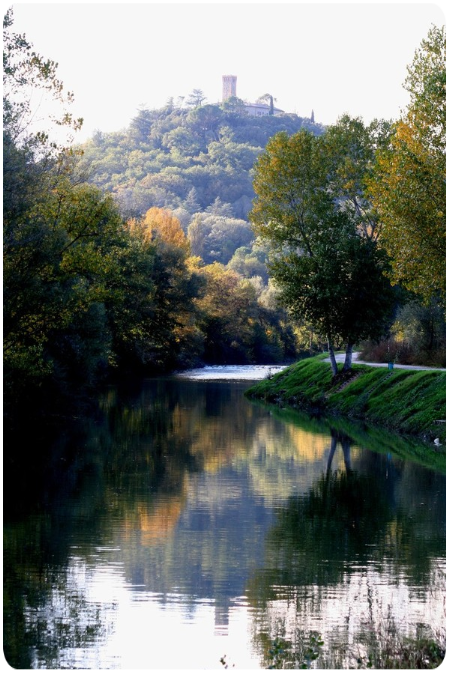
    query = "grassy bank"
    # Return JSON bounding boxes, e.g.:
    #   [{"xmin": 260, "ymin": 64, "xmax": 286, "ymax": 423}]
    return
[{"xmin": 245, "ymin": 355, "xmax": 446, "ymax": 445}]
